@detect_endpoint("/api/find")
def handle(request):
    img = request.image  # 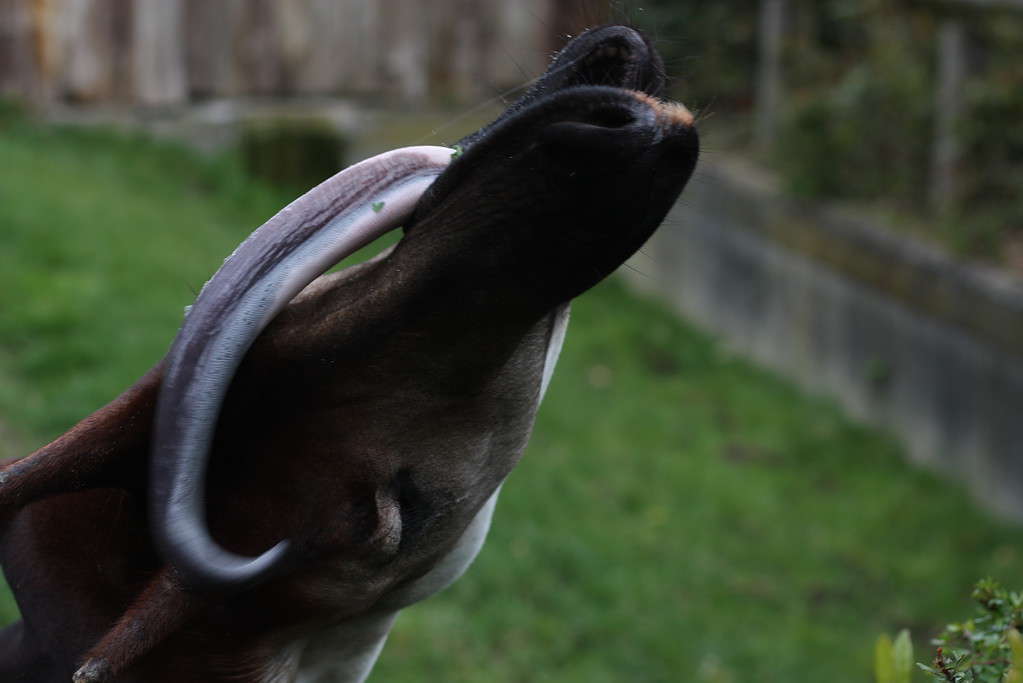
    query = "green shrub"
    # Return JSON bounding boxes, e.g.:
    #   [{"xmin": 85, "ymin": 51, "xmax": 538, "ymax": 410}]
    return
[
  {"xmin": 0, "ymin": 97, "xmax": 27, "ymax": 125},
  {"xmin": 636, "ymin": 0, "xmax": 1023, "ymax": 262},
  {"xmin": 954, "ymin": 30, "xmax": 1023, "ymax": 257},
  {"xmin": 918, "ymin": 579, "xmax": 1023, "ymax": 682},
  {"xmin": 629, "ymin": 0, "xmax": 760, "ymax": 112},
  {"xmin": 239, "ymin": 117, "xmax": 350, "ymax": 192},
  {"xmin": 778, "ymin": 3, "xmax": 934, "ymax": 204}
]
